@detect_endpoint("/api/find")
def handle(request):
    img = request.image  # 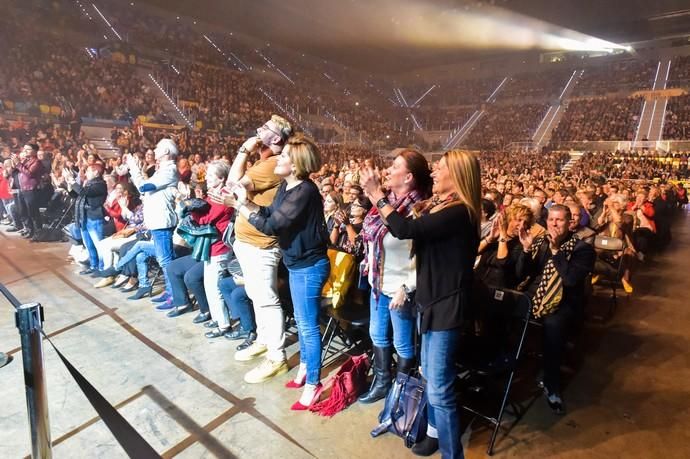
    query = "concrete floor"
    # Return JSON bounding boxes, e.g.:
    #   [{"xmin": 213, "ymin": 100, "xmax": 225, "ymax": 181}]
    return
[{"xmin": 1, "ymin": 213, "xmax": 690, "ymax": 459}]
